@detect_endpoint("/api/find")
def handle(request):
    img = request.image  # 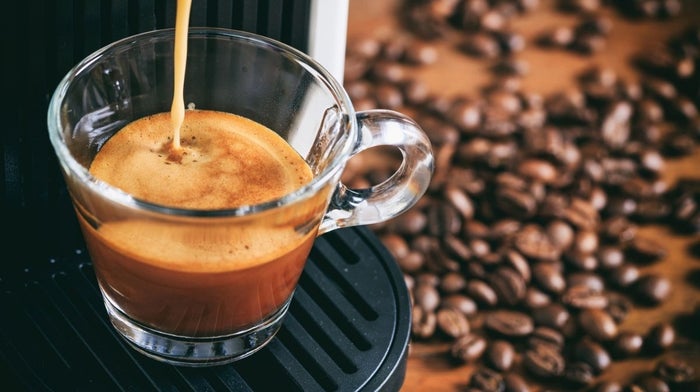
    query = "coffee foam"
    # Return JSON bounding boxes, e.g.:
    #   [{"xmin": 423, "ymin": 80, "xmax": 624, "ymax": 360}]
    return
[{"xmin": 90, "ymin": 109, "xmax": 312, "ymax": 210}]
